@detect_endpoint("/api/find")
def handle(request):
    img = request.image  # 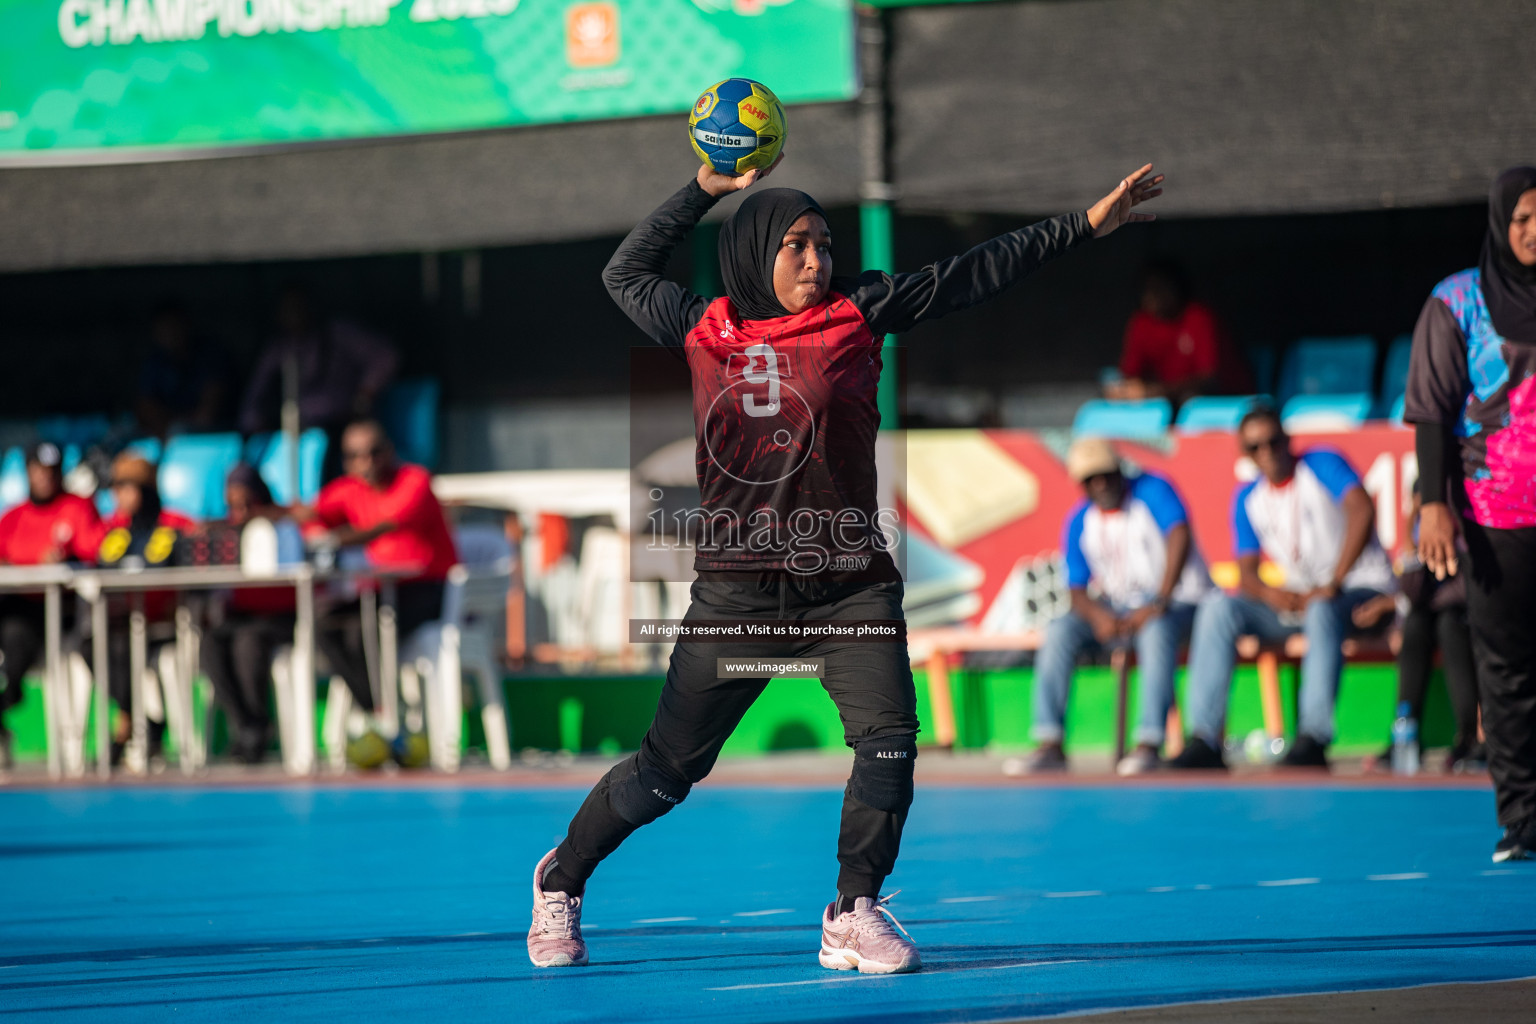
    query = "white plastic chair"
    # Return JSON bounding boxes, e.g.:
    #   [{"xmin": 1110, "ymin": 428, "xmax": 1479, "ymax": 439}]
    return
[
  {"xmin": 269, "ymin": 652, "xmax": 353, "ymax": 775},
  {"xmin": 575, "ymin": 526, "xmax": 626, "ymax": 655},
  {"xmin": 278, "ymin": 583, "xmax": 513, "ymax": 772},
  {"xmin": 405, "ymin": 562, "xmax": 514, "ymax": 772},
  {"xmin": 50, "ymin": 624, "xmax": 202, "ymax": 776}
]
